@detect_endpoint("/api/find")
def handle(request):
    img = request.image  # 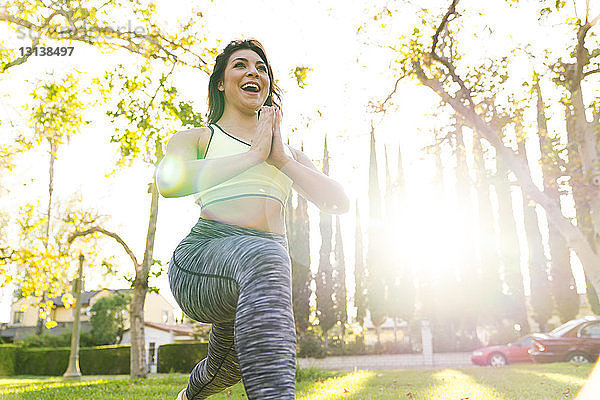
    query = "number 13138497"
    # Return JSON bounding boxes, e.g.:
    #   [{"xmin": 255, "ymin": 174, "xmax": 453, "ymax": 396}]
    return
[{"xmin": 19, "ymin": 47, "xmax": 74, "ymax": 56}]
